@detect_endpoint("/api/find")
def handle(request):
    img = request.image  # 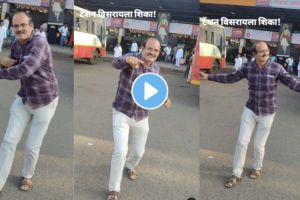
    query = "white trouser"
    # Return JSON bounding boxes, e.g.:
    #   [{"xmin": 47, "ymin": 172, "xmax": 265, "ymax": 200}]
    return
[
  {"xmin": 108, "ymin": 109, "xmax": 149, "ymax": 192},
  {"xmin": 0, "ymin": 96, "xmax": 58, "ymax": 190},
  {"xmin": 298, "ymin": 69, "xmax": 300, "ymax": 78},
  {"xmin": 0, "ymin": 38, "xmax": 3, "ymax": 52},
  {"xmin": 175, "ymin": 58, "xmax": 180, "ymax": 67},
  {"xmin": 232, "ymin": 107, "xmax": 275, "ymax": 177}
]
